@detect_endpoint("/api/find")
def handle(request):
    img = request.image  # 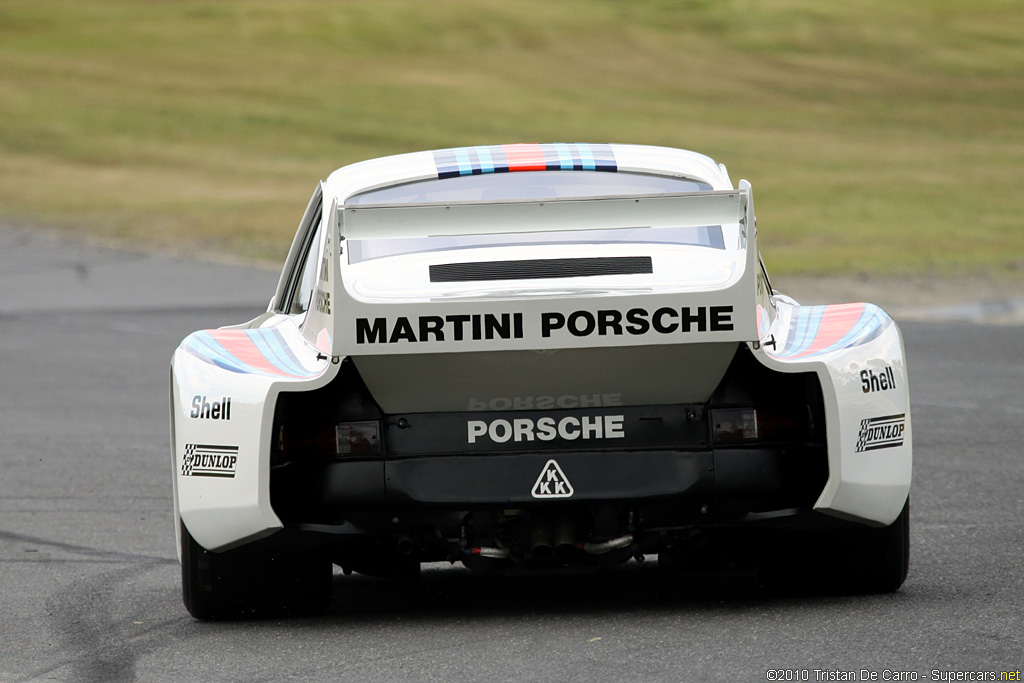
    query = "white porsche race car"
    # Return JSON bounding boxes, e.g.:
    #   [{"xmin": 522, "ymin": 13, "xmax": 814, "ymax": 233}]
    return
[{"xmin": 170, "ymin": 143, "xmax": 912, "ymax": 619}]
